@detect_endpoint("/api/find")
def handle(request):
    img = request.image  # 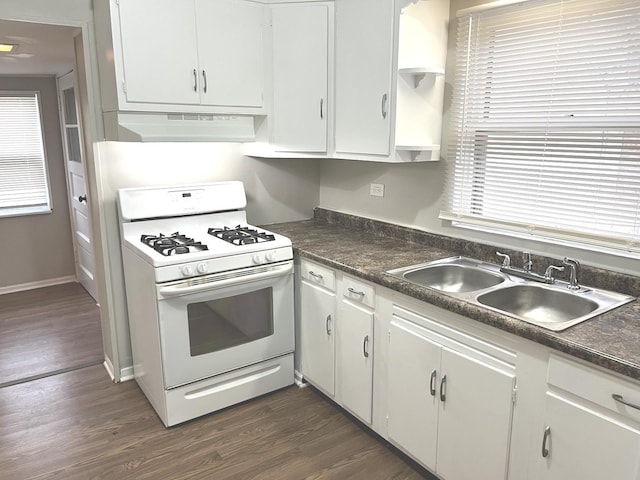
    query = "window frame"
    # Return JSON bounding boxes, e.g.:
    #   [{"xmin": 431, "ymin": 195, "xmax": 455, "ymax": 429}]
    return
[
  {"xmin": 441, "ymin": 0, "xmax": 640, "ymax": 253},
  {"xmin": 0, "ymin": 90, "xmax": 52, "ymax": 218}
]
